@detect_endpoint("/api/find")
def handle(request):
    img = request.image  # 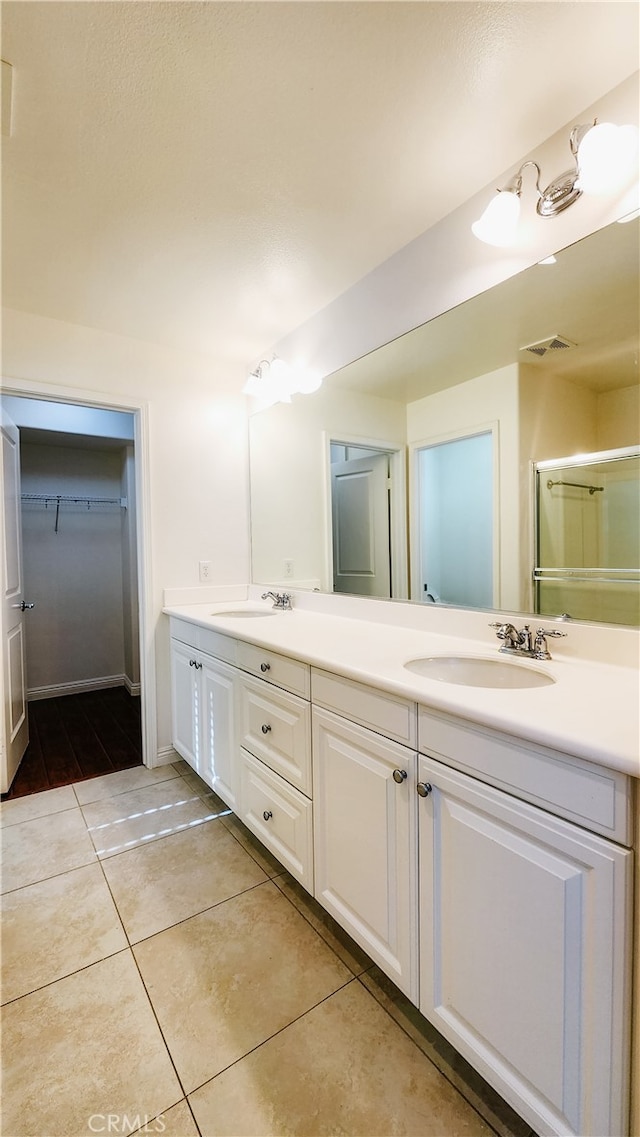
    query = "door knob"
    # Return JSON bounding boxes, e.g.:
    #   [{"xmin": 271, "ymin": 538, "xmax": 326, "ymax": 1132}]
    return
[
  {"xmin": 416, "ymin": 782, "xmax": 433, "ymax": 797},
  {"xmin": 261, "ymin": 723, "xmax": 272, "ymax": 734},
  {"xmin": 260, "ymin": 662, "xmax": 271, "ymax": 672},
  {"xmin": 263, "ymin": 810, "xmax": 273, "ymax": 821},
  {"xmin": 392, "ymin": 769, "xmax": 407, "ymax": 784}
]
